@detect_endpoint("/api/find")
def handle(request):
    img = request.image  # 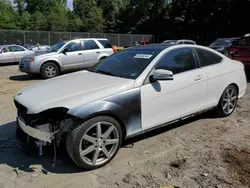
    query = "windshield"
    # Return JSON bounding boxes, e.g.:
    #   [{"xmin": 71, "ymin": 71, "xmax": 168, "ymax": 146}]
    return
[
  {"xmin": 46, "ymin": 41, "xmax": 66, "ymax": 53},
  {"xmin": 210, "ymin": 39, "xmax": 232, "ymax": 47},
  {"xmin": 93, "ymin": 49, "xmax": 161, "ymax": 79}
]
